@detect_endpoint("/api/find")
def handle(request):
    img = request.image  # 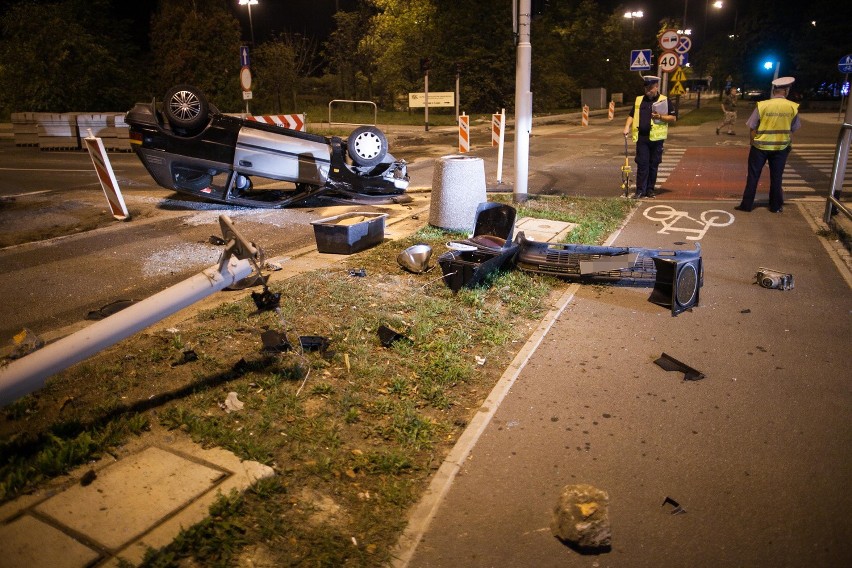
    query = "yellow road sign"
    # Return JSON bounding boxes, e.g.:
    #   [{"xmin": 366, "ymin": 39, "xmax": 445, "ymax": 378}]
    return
[
  {"xmin": 669, "ymin": 81, "xmax": 686, "ymax": 96},
  {"xmin": 670, "ymin": 67, "xmax": 687, "ymax": 82}
]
